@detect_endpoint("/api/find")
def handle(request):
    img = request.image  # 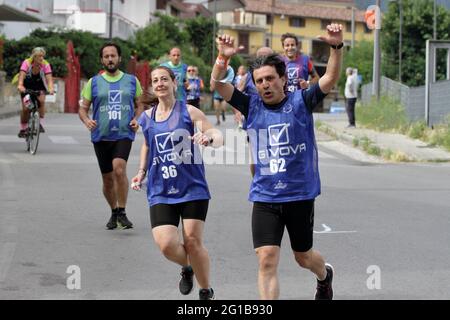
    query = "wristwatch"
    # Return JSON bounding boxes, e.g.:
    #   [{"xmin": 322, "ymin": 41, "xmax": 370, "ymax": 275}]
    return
[{"xmin": 330, "ymin": 42, "xmax": 344, "ymax": 50}]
